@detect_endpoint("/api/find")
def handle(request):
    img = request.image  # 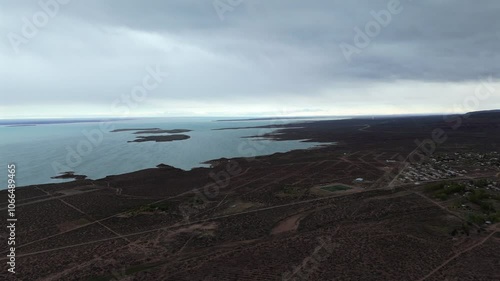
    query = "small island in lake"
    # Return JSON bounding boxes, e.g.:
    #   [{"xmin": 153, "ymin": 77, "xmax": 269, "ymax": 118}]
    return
[
  {"xmin": 51, "ymin": 171, "xmax": 87, "ymax": 180},
  {"xmin": 111, "ymin": 128, "xmax": 191, "ymax": 134},
  {"xmin": 111, "ymin": 128, "xmax": 192, "ymax": 143},
  {"xmin": 128, "ymin": 134, "xmax": 191, "ymax": 143}
]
